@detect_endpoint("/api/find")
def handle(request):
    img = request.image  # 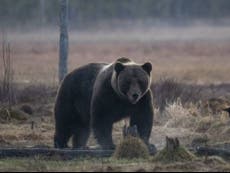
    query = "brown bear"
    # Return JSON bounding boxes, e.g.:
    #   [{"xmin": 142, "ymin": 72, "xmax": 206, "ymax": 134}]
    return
[{"xmin": 54, "ymin": 57, "xmax": 154, "ymax": 150}]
